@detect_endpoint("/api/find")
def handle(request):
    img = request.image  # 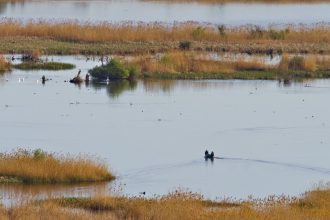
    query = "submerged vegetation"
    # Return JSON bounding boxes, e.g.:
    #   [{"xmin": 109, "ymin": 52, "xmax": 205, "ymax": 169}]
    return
[
  {"xmin": 1, "ymin": 20, "xmax": 330, "ymax": 55},
  {"xmin": 0, "ymin": 187, "xmax": 329, "ymax": 219},
  {"xmin": 0, "ymin": 149, "xmax": 114, "ymax": 184},
  {"xmin": 14, "ymin": 61, "xmax": 75, "ymax": 70}
]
